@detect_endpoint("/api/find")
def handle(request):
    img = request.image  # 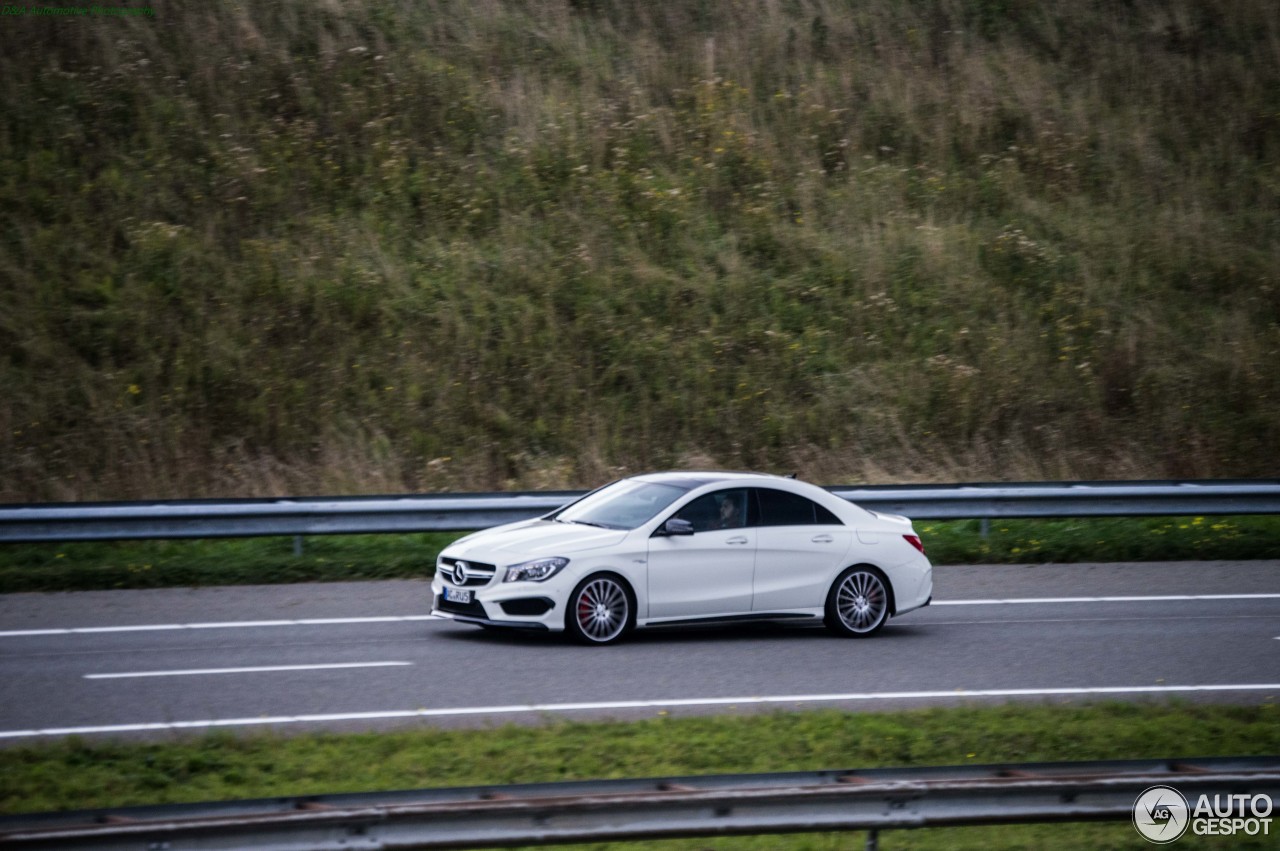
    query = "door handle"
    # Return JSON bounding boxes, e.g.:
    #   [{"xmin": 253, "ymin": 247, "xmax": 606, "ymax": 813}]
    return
[
  {"xmin": 811, "ymin": 534, "xmax": 834, "ymax": 543},
  {"xmin": 726, "ymin": 536, "xmax": 749, "ymax": 545}
]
